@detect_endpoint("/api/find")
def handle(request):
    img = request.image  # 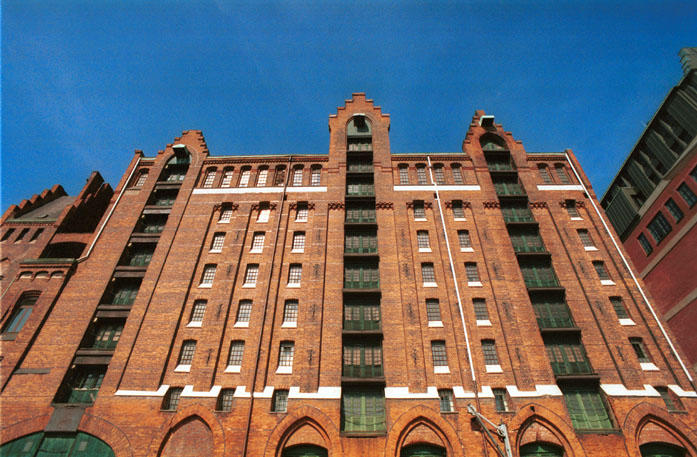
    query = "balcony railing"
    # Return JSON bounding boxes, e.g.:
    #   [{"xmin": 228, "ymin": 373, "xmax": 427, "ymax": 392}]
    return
[
  {"xmin": 347, "ymin": 183, "xmax": 375, "ymax": 197},
  {"xmin": 522, "ymin": 269, "xmax": 560, "ymax": 288},
  {"xmin": 495, "ymin": 182, "xmax": 526, "ymax": 196},
  {"xmin": 346, "ymin": 209, "xmax": 376, "ymax": 224},
  {"xmin": 550, "ymin": 359, "xmax": 593, "ymax": 376},
  {"xmin": 343, "ymin": 364, "xmax": 384, "ymax": 378},
  {"xmin": 534, "ymin": 303, "xmax": 575, "ymax": 329},
  {"xmin": 345, "ymin": 237, "xmax": 378, "ymax": 254},
  {"xmin": 344, "ymin": 306, "xmax": 381, "ymax": 330},
  {"xmin": 512, "ymin": 240, "xmax": 547, "ymax": 253},
  {"xmin": 502, "ymin": 208, "xmax": 535, "ymax": 223},
  {"xmin": 347, "ymin": 162, "xmax": 374, "ymax": 173},
  {"xmin": 487, "ymin": 162, "xmax": 516, "ymax": 172}
]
